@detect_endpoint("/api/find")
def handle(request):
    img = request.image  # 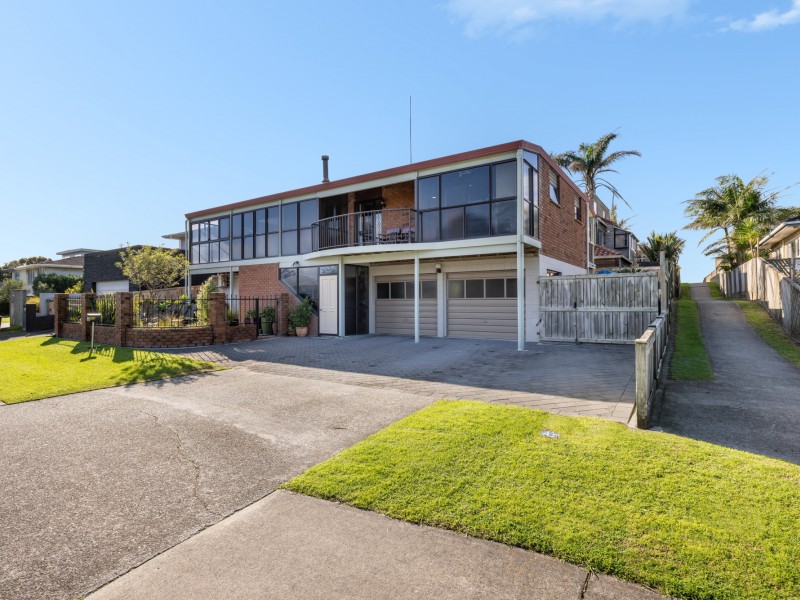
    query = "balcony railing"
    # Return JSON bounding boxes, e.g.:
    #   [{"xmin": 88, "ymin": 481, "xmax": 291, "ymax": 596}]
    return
[{"xmin": 312, "ymin": 208, "xmax": 417, "ymax": 251}]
